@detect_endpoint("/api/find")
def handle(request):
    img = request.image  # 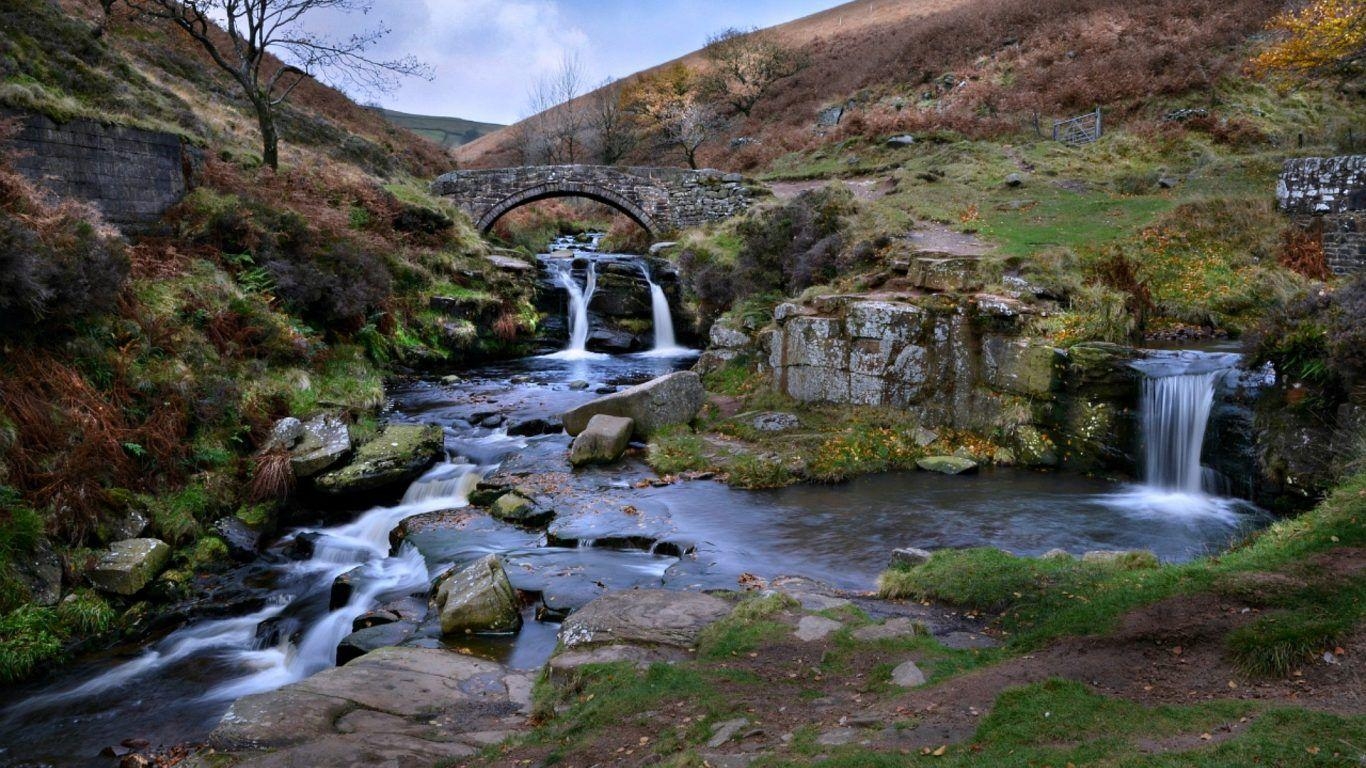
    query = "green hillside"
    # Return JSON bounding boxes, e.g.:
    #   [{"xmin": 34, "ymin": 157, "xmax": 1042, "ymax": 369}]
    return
[{"xmin": 371, "ymin": 107, "xmax": 503, "ymax": 149}]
